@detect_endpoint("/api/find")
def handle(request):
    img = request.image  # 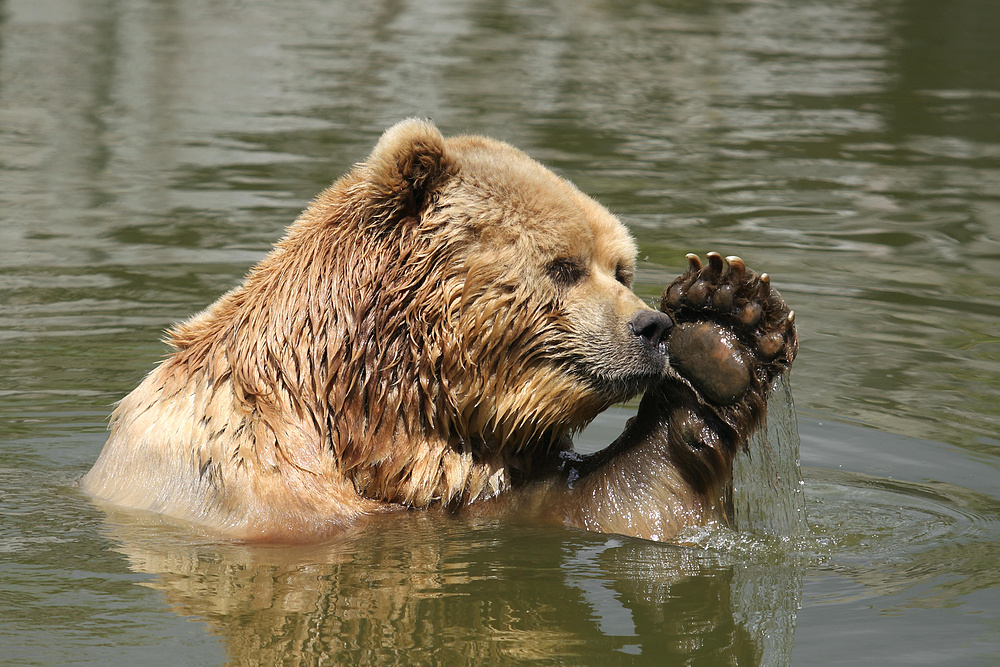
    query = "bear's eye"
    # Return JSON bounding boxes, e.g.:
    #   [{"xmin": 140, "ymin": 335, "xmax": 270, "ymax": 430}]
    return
[
  {"xmin": 615, "ymin": 264, "xmax": 634, "ymax": 287},
  {"xmin": 547, "ymin": 258, "xmax": 588, "ymax": 287}
]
